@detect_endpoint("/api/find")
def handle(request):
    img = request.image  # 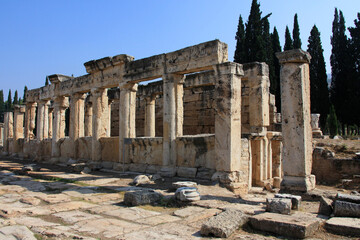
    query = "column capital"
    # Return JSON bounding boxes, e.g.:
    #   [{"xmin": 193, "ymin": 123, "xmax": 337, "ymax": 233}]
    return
[
  {"xmin": 13, "ymin": 104, "xmax": 26, "ymax": 113},
  {"xmin": 276, "ymin": 49, "xmax": 311, "ymax": 64},
  {"xmin": 213, "ymin": 62, "xmax": 244, "ymax": 76},
  {"xmin": 162, "ymin": 73, "xmax": 185, "ymax": 84},
  {"xmin": 71, "ymin": 92, "xmax": 87, "ymax": 100},
  {"xmin": 53, "ymin": 96, "xmax": 69, "ymax": 108},
  {"xmin": 145, "ymin": 94, "xmax": 157, "ymax": 103},
  {"xmin": 26, "ymin": 102, "xmax": 37, "ymax": 108},
  {"xmin": 119, "ymin": 83, "xmax": 138, "ymax": 92}
]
